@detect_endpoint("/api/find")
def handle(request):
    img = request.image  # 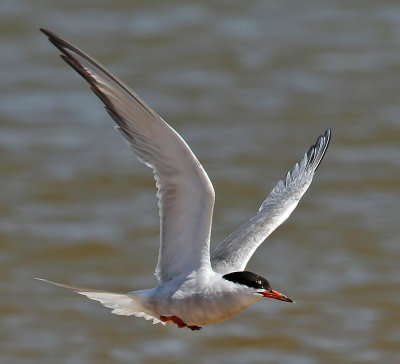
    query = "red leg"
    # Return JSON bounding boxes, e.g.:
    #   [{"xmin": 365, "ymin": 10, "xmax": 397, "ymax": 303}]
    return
[
  {"xmin": 159, "ymin": 315, "xmax": 187, "ymax": 328},
  {"xmin": 159, "ymin": 315, "xmax": 202, "ymax": 331}
]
